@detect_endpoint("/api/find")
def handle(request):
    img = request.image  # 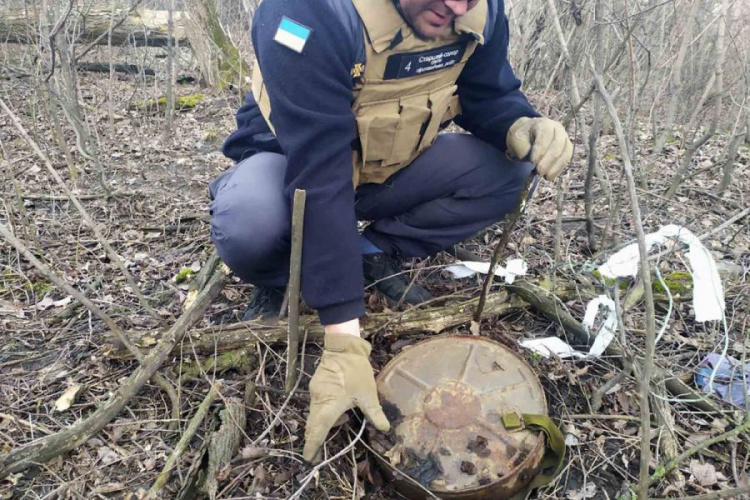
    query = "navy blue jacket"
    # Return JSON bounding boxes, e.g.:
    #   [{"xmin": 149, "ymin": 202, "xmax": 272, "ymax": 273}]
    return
[{"xmin": 223, "ymin": 0, "xmax": 539, "ymax": 325}]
